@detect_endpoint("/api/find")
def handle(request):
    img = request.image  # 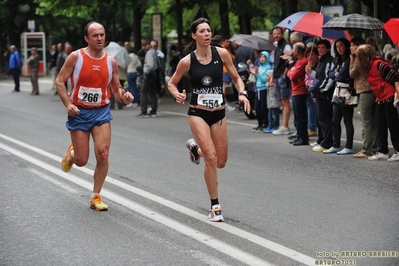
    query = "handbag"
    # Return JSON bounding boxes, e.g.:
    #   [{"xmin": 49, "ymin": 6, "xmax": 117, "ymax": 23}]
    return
[{"xmin": 331, "ymin": 83, "xmax": 358, "ymax": 106}]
